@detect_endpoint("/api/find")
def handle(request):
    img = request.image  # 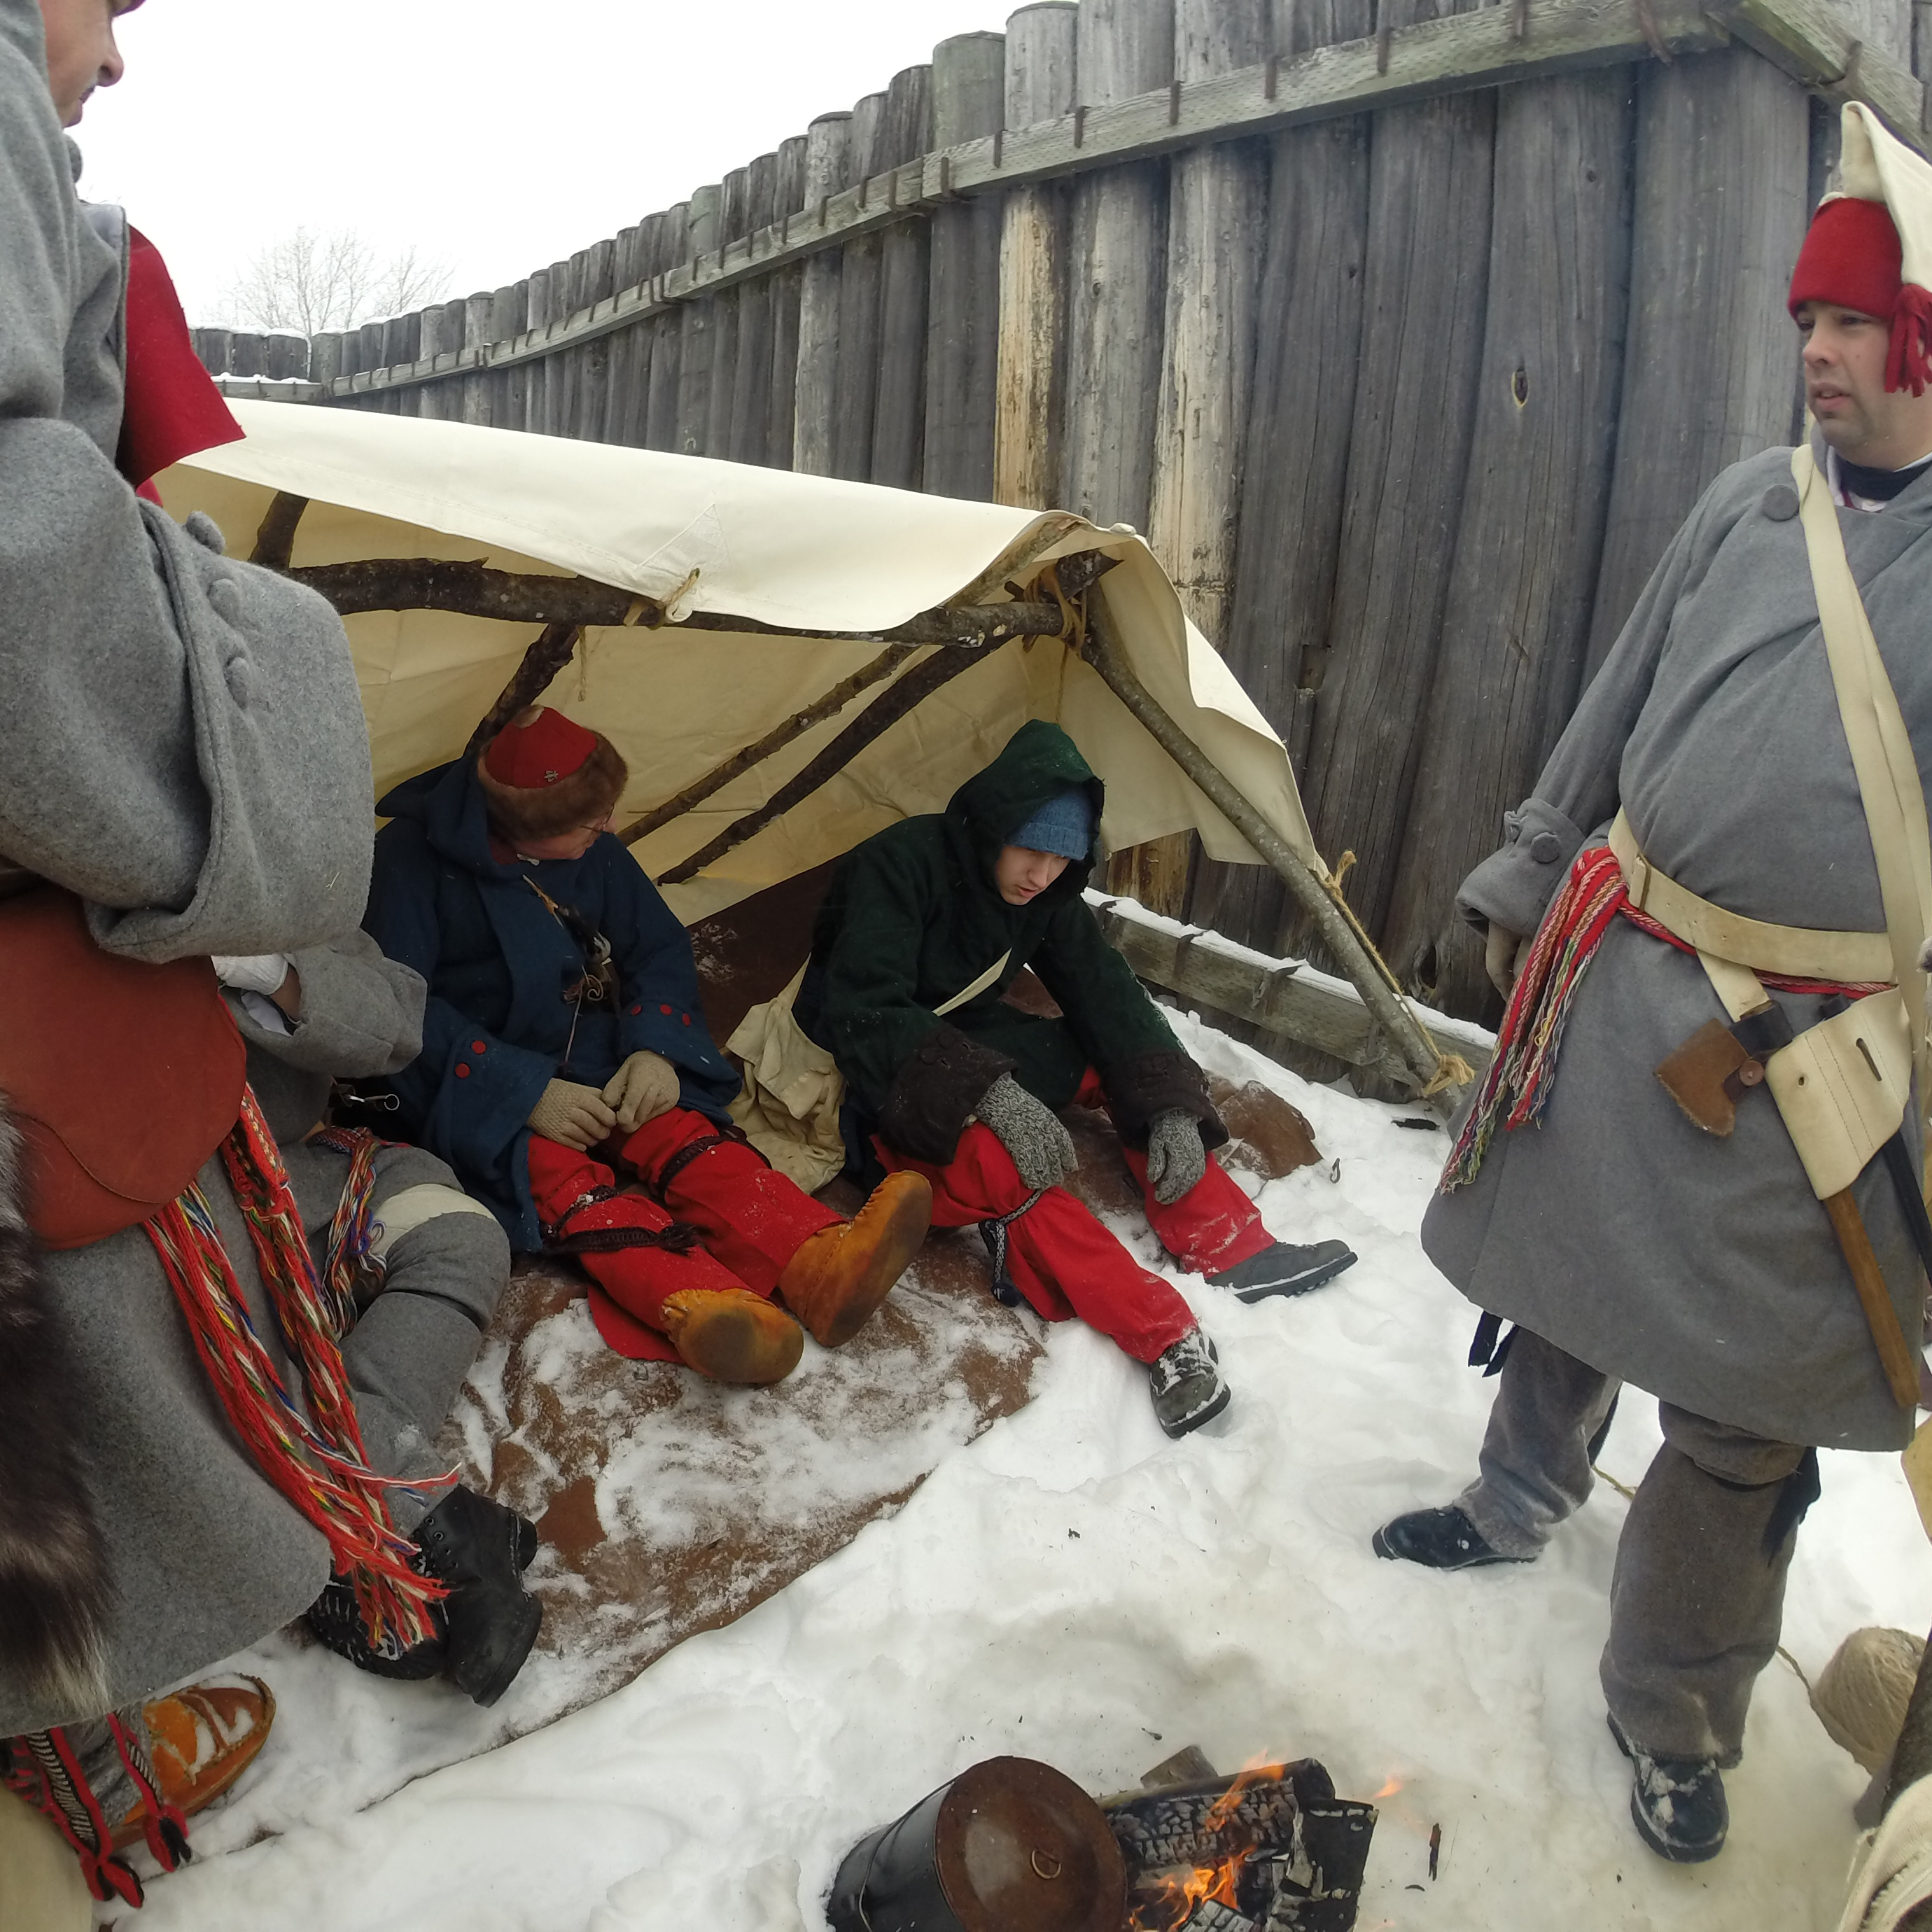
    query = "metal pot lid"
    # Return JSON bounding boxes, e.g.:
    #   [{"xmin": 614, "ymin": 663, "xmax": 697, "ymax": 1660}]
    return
[{"xmin": 934, "ymin": 1756, "xmax": 1126, "ymax": 1932}]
